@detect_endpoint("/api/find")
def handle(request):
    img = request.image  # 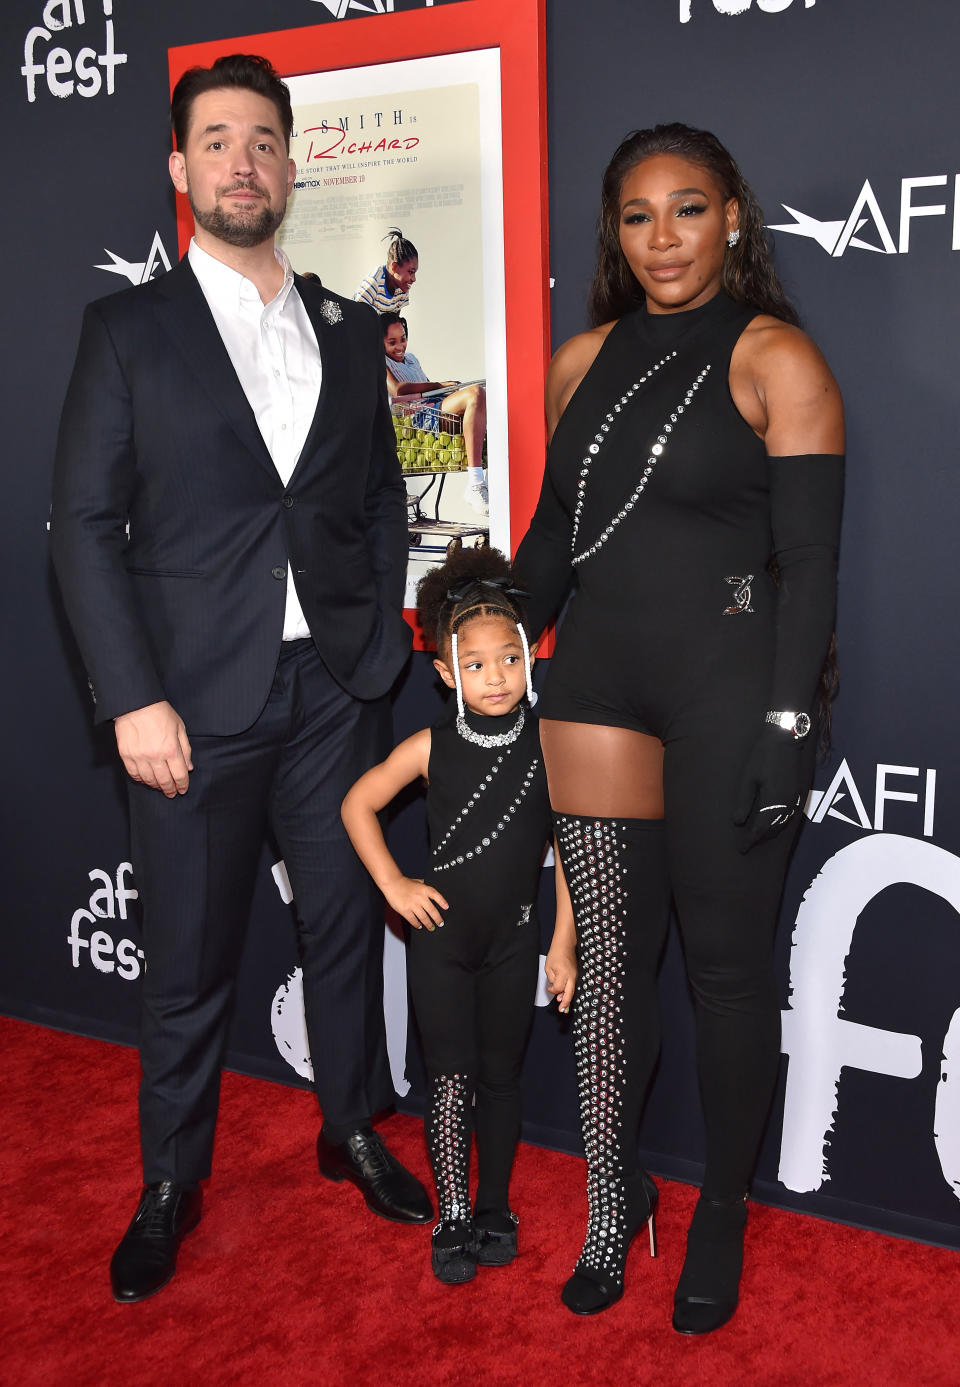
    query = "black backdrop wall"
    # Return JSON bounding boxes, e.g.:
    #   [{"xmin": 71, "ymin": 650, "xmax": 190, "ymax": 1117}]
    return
[{"xmin": 4, "ymin": 0, "xmax": 960, "ymax": 1250}]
